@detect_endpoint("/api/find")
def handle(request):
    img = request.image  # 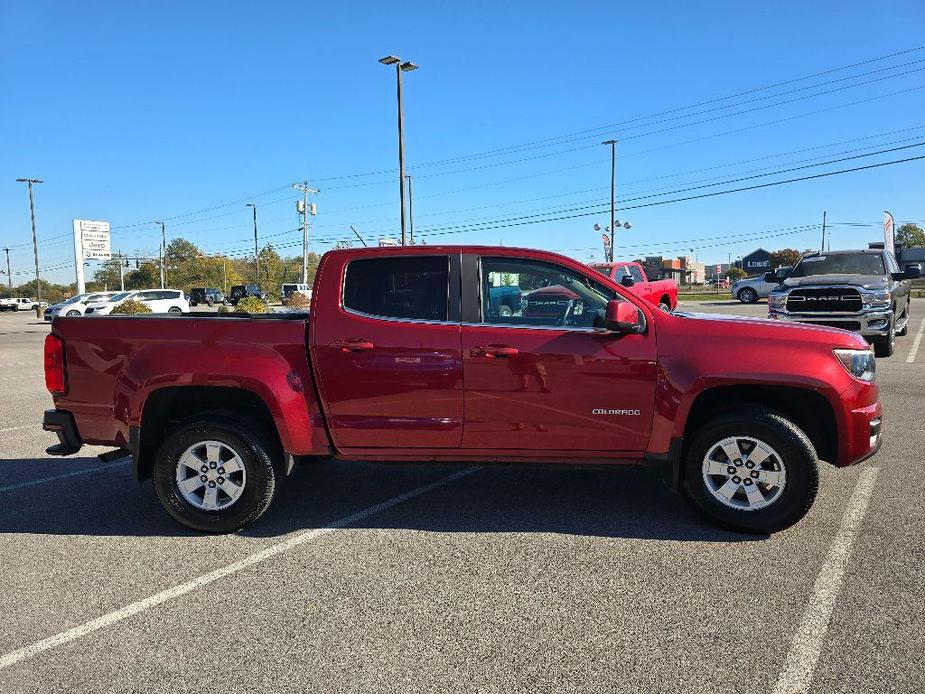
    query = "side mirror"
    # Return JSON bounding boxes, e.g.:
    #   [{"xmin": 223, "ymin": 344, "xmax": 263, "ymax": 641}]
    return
[
  {"xmin": 604, "ymin": 300, "xmax": 641, "ymax": 333},
  {"xmin": 620, "ymin": 275, "xmax": 635, "ymax": 288},
  {"xmin": 892, "ymin": 266, "xmax": 921, "ymax": 280}
]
